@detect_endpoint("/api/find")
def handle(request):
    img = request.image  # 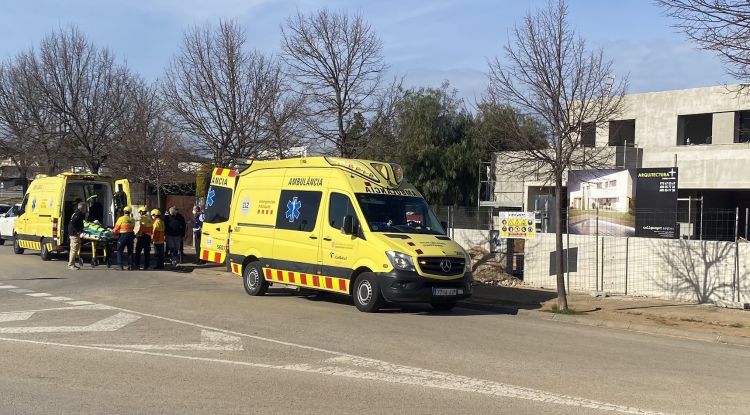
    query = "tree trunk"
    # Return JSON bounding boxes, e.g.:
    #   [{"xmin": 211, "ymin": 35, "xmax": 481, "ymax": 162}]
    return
[{"xmin": 555, "ymin": 173, "xmax": 568, "ymax": 310}]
